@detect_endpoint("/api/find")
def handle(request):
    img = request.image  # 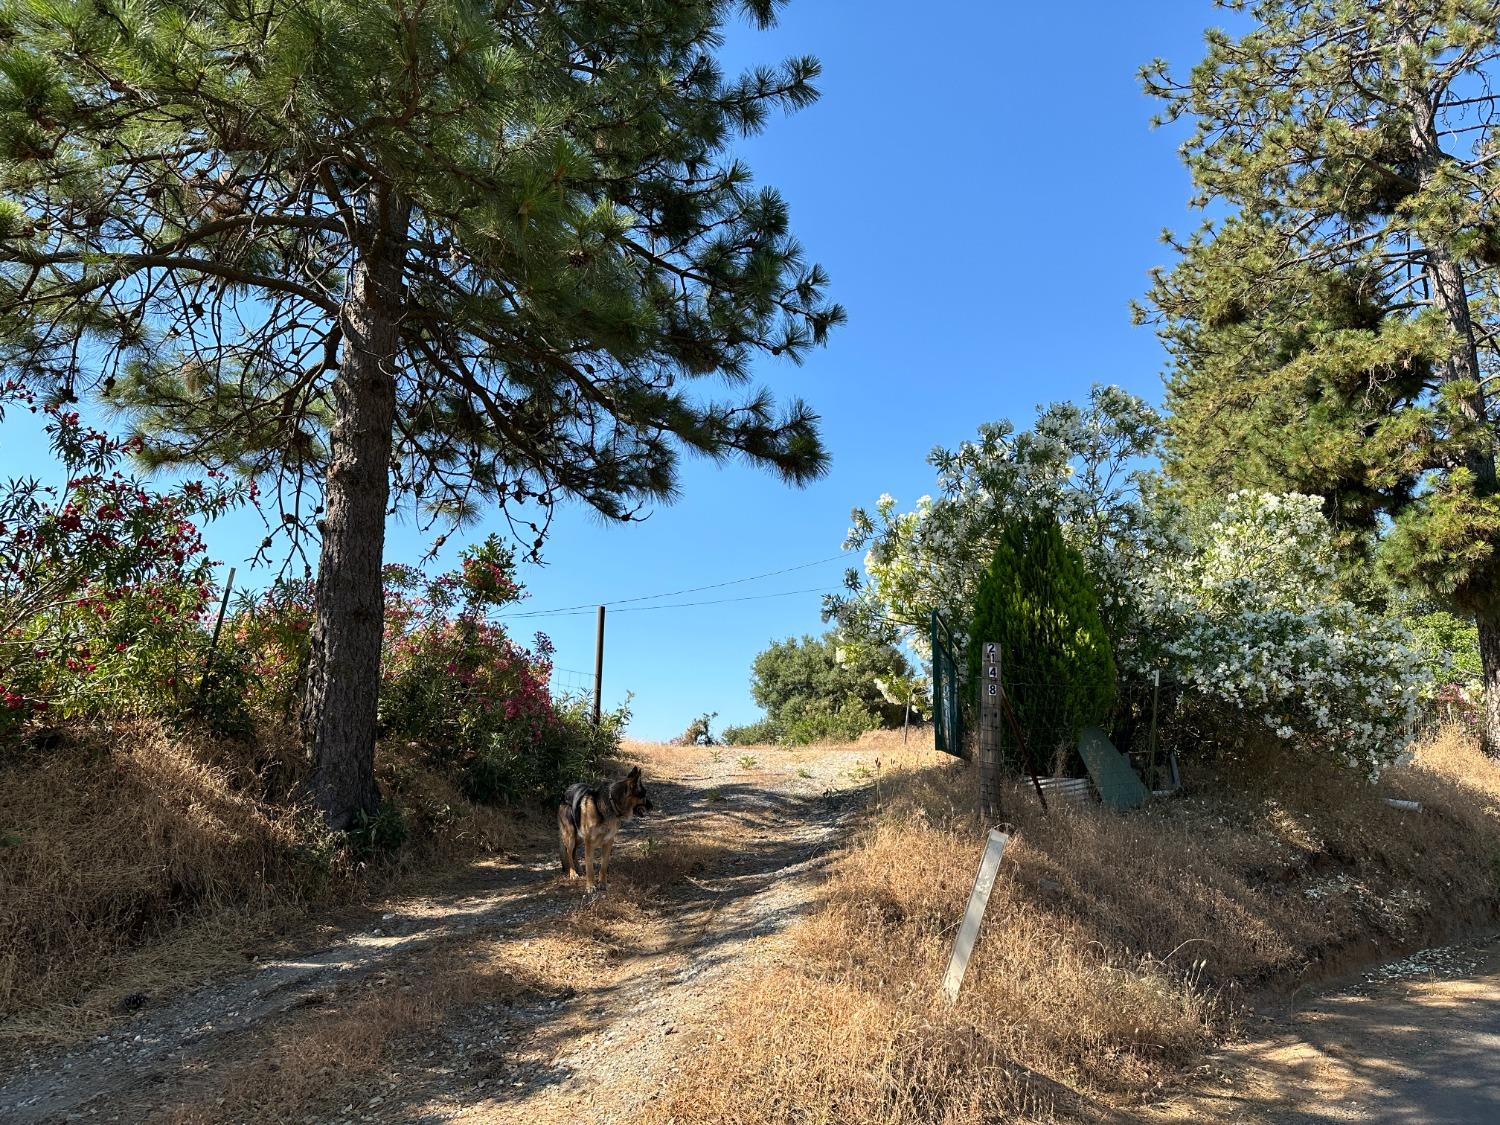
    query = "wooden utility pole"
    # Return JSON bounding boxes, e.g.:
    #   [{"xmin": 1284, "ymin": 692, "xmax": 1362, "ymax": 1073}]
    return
[
  {"xmin": 591, "ymin": 604, "xmax": 605, "ymax": 726},
  {"xmin": 978, "ymin": 640, "xmax": 1002, "ymax": 819}
]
